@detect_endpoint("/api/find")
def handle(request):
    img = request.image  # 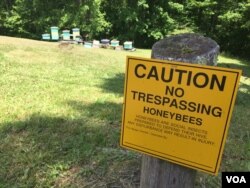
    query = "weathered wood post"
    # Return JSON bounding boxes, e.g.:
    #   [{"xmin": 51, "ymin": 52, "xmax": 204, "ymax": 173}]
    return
[{"xmin": 140, "ymin": 33, "xmax": 220, "ymax": 188}]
